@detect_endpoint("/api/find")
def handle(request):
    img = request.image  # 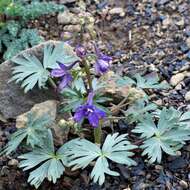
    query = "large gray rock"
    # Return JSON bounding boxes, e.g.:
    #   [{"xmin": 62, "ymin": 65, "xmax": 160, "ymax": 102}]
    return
[{"xmin": 0, "ymin": 41, "xmax": 60, "ymax": 119}]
